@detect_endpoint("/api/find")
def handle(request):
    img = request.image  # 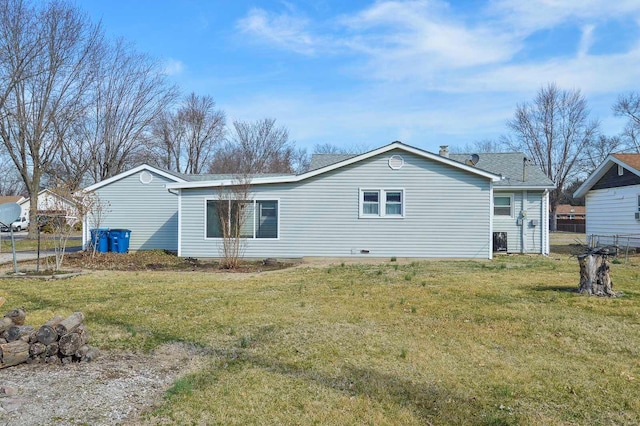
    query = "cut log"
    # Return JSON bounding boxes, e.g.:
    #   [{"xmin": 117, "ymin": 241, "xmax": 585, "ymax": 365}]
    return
[
  {"xmin": 578, "ymin": 253, "xmax": 615, "ymax": 296},
  {"xmin": 83, "ymin": 347, "xmax": 99, "ymax": 362},
  {"xmin": 55, "ymin": 312, "xmax": 85, "ymax": 336},
  {"xmin": 58, "ymin": 332, "xmax": 88, "ymax": 356},
  {"xmin": 4, "ymin": 325, "xmax": 34, "ymax": 342},
  {"xmin": 45, "ymin": 355, "xmax": 60, "ymax": 365},
  {"xmin": 36, "ymin": 325, "xmax": 59, "ymax": 345},
  {"xmin": 5, "ymin": 308, "xmax": 26, "ymax": 326},
  {"xmin": 0, "ymin": 340, "xmax": 29, "ymax": 368},
  {"xmin": 29, "ymin": 342, "xmax": 46, "ymax": 356},
  {"xmin": 45, "ymin": 342, "xmax": 59, "ymax": 357},
  {"xmin": 75, "ymin": 324, "xmax": 90, "ymax": 343},
  {"xmin": 44, "ymin": 316, "xmax": 64, "ymax": 328},
  {"xmin": 75, "ymin": 344, "xmax": 90, "ymax": 359},
  {"xmin": 0, "ymin": 317, "xmax": 13, "ymax": 333}
]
